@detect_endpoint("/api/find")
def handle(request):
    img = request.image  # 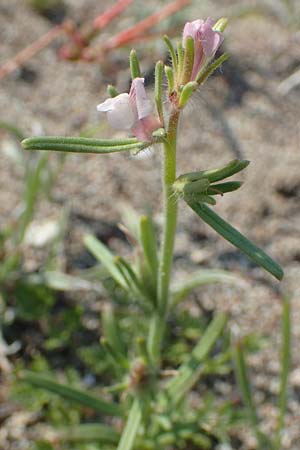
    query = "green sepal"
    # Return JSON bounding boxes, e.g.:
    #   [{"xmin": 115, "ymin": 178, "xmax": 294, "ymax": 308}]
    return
[
  {"xmin": 182, "ymin": 159, "xmax": 250, "ymax": 183},
  {"xmin": 179, "ymin": 81, "xmax": 198, "ymax": 108},
  {"xmin": 196, "ymin": 52, "xmax": 229, "ymax": 84},
  {"xmin": 22, "ymin": 136, "xmax": 148, "ymax": 154},
  {"xmin": 207, "ymin": 181, "xmax": 243, "ymax": 195},
  {"xmin": 185, "ymin": 201, "xmax": 284, "ymax": 280},
  {"xmin": 107, "ymin": 84, "xmax": 119, "ymax": 98},
  {"xmin": 181, "ymin": 36, "xmax": 194, "ymax": 85},
  {"xmin": 130, "ymin": 49, "xmax": 141, "ymax": 79}
]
